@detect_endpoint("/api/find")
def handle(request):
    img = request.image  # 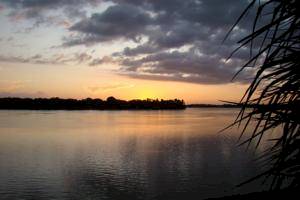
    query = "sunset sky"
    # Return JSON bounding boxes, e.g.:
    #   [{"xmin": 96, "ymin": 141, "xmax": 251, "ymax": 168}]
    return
[{"xmin": 0, "ymin": 0, "xmax": 254, "ymax": 103}]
